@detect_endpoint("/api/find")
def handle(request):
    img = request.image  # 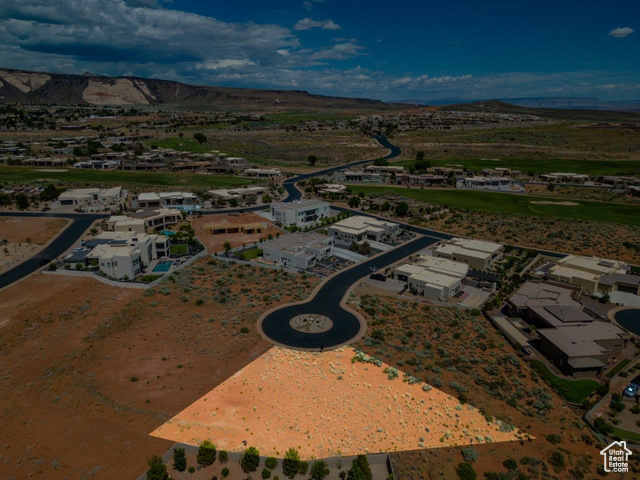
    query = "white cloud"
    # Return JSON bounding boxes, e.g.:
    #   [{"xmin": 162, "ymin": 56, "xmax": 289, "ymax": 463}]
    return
[
  {"xmin": 196, "ymin": 59, "xmax": 255, "ymax": 70},
  {"xmin": 302, "ymin": 0, "xmax": 324, "ymax": 11},
  {"xmin": 293, "ymin": 18, "xmax": 341, "ymax": 31},
  {"xmin": 608, "ymin": 27, "xmax": 634, "ymax": 38}
]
